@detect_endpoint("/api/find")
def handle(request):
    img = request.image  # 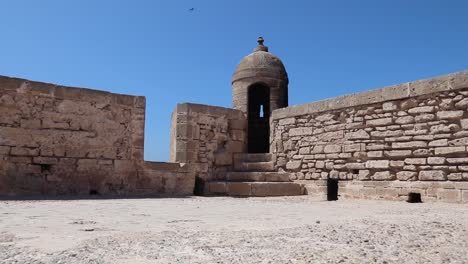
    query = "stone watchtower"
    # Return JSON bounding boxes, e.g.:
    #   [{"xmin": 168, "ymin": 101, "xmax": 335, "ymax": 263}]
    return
[{"xmin": 232, "ymin": 37, "xmax": 289, "ymax": 153}]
